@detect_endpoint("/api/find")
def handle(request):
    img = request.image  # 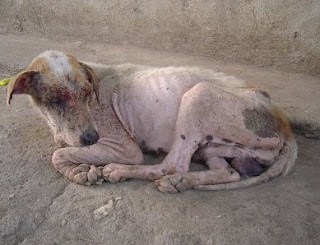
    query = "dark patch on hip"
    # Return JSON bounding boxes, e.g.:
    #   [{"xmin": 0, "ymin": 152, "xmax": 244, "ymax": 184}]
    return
[{"xmin": 243, "ymin": 108, "xmax": 276, "ymax": 138}]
